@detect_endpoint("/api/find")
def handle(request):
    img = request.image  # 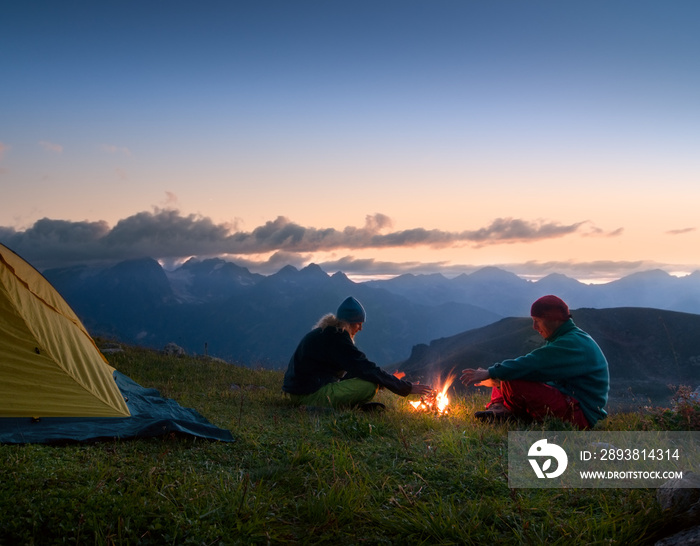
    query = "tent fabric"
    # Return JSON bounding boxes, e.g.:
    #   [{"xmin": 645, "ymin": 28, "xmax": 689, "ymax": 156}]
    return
[
  {"xmin": 0, "ymin": 244, "xmax": 130, "ymax": 417},
  {"xmin": 0, "ymin": 371, "xmax": 235, "ymax": 444},
  {"xmin": 0, "ymin": 242, "xmax": 233, "ymax": 444}
]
